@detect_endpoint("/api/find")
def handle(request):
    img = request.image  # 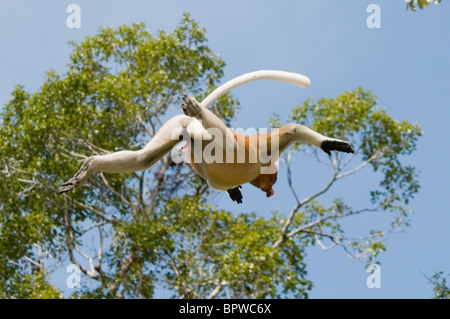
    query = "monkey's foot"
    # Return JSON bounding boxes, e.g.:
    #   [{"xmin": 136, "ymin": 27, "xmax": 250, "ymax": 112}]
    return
[
  {"xmin": 58, "ymin": 158, "xmax": 93, "ymax": 194},
  {"xmin": 181, "ymin": 94, "xmax": 202, "ymax": 118},
  {"xmin": 58, "ymin": 179, "xmax": 80, "ymax": 194},
  {"xmin": 227, "ymin": 186, "xmax": 243, "ymax": 204},
  {"xmin": 321, "ymin": 140, "xmax": 355, "ymax": 156}
]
